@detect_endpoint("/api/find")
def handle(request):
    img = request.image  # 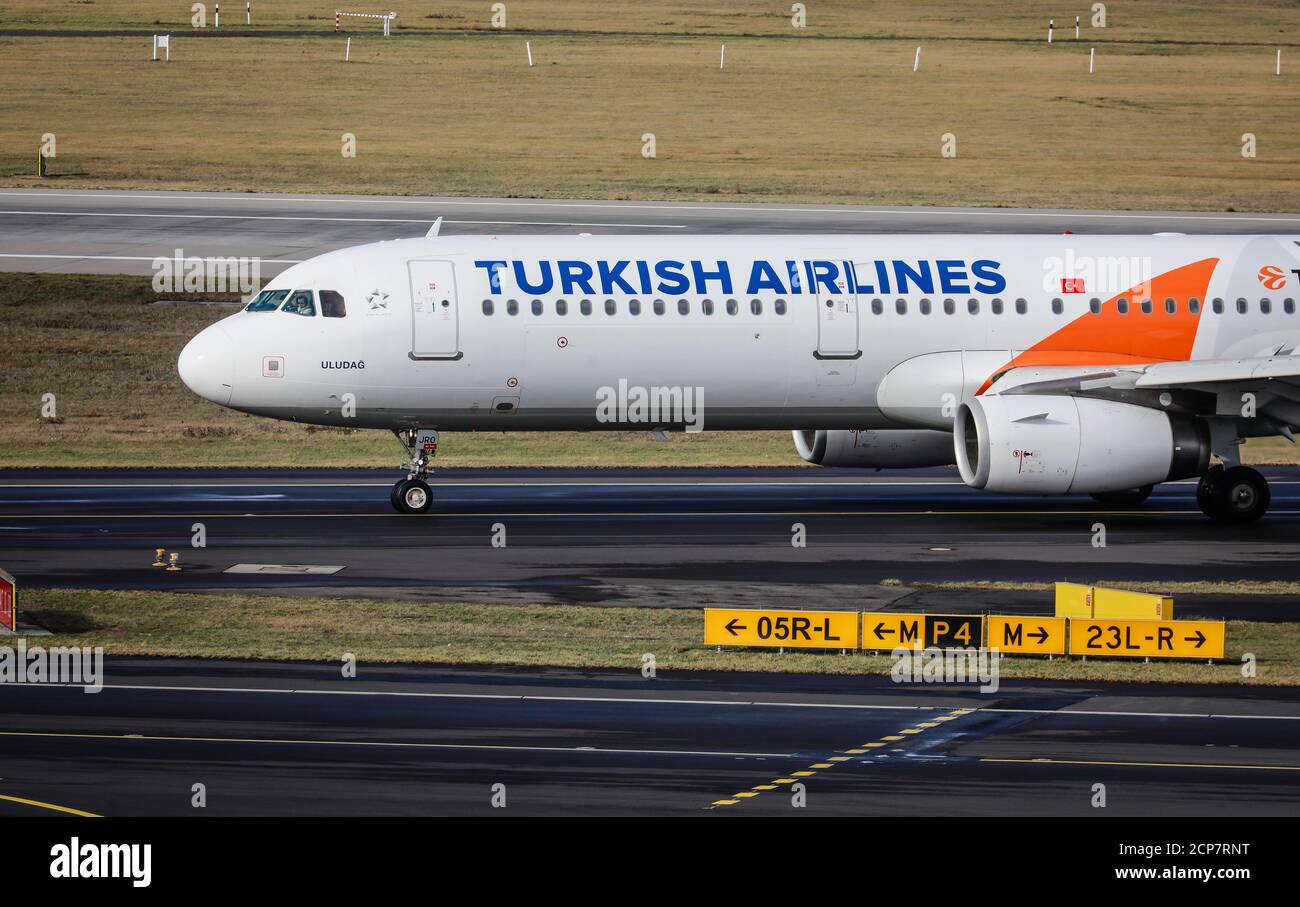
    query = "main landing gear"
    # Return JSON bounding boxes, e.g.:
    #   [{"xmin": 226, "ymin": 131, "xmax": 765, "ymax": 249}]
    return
[
  {"xmin": 391, "ymin": 428, "xmax": 434, "ymax": 514},
  {"xmin": 1196, "ymin": 465, "xmax": 1270, "ymax": 524}
]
